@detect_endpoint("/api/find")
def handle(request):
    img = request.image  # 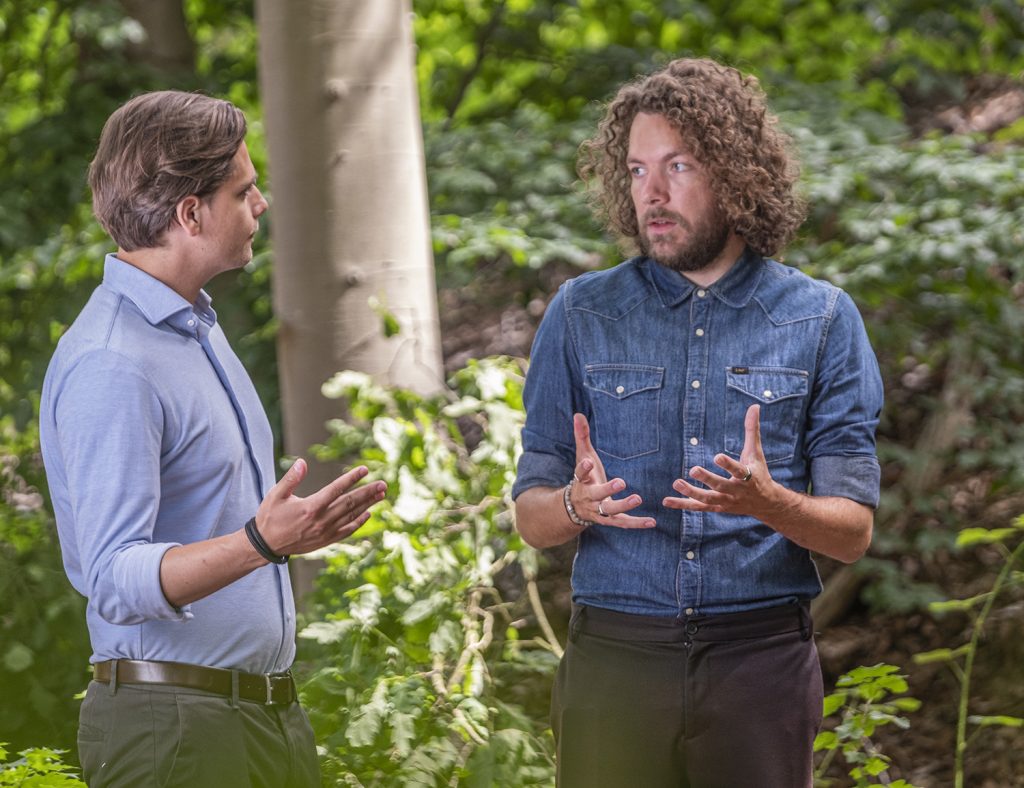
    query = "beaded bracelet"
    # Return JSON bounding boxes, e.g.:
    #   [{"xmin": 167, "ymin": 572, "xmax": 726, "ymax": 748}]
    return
[
  {"xmin": 244, "ymin": 517, "xmax": 289, "ymax": 564},
  {"xmin": 562, "ymin": 479, "xmax": 593, "ymax": 529}
]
